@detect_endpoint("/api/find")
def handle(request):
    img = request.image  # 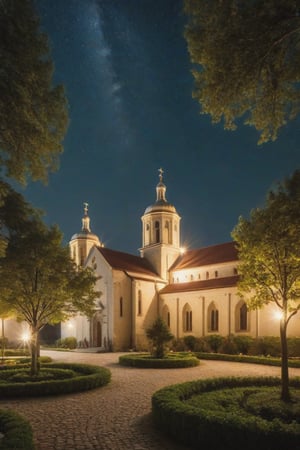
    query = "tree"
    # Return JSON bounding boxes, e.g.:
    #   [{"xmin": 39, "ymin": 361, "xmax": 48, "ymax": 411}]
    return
[
  {"xmin": 0, "ymin": 0, "xmax": 68, "ymax": 184},
  {"xmin": 184, "ymin": 0, "xmax": 300, "ymax": 144},
  {"xmin": 0, "ymin": 180, "xmax": 41, "ymax": 257},
  {"xmin": 0, "ymin": 218, "xmax": 99, "ymax": 375},
  {"xmin": 232, "ymin": 170, "xmax": 300, "ymax": 401},
  {"xmin": 146, "ymin": 317, "xmax": 174, "ymax": 358}
]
